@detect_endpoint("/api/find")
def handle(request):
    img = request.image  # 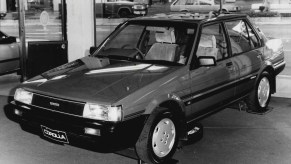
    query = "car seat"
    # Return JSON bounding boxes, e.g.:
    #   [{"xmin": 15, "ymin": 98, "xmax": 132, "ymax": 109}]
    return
[
  {"xmin": 196, "ymin": 34, "xmax": 218, "ymax": 60},
  {"xmin": 145, "ymin": 28, "xmax": 179, "ymax": 62}
]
